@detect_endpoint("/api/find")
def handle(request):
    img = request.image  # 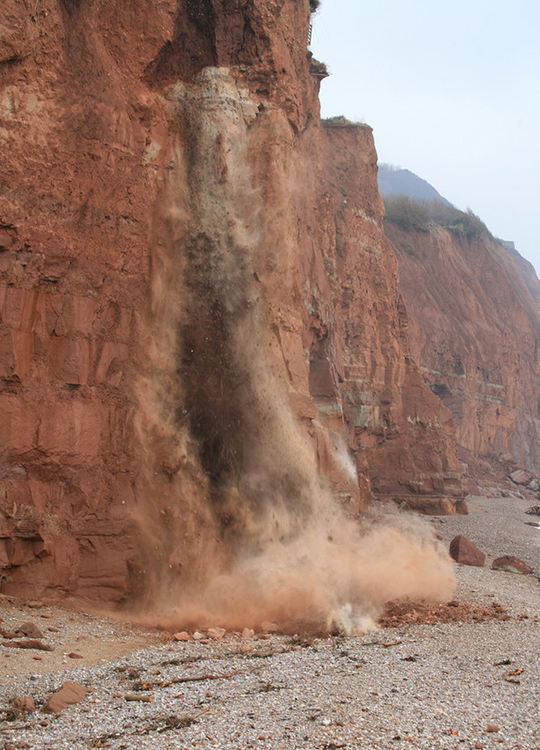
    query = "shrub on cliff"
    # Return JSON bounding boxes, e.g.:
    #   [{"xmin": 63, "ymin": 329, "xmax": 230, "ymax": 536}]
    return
[
  {"xmin": 322, "ymin": 115, "xmax": 370, "ymax": 129},
  {"xmin": 383, "ymin": 195, "xmax": 493, "ymax": 241},
  {"xmin": 383, "ymin": 195, "xmax": 431, "ymax": 232}
]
